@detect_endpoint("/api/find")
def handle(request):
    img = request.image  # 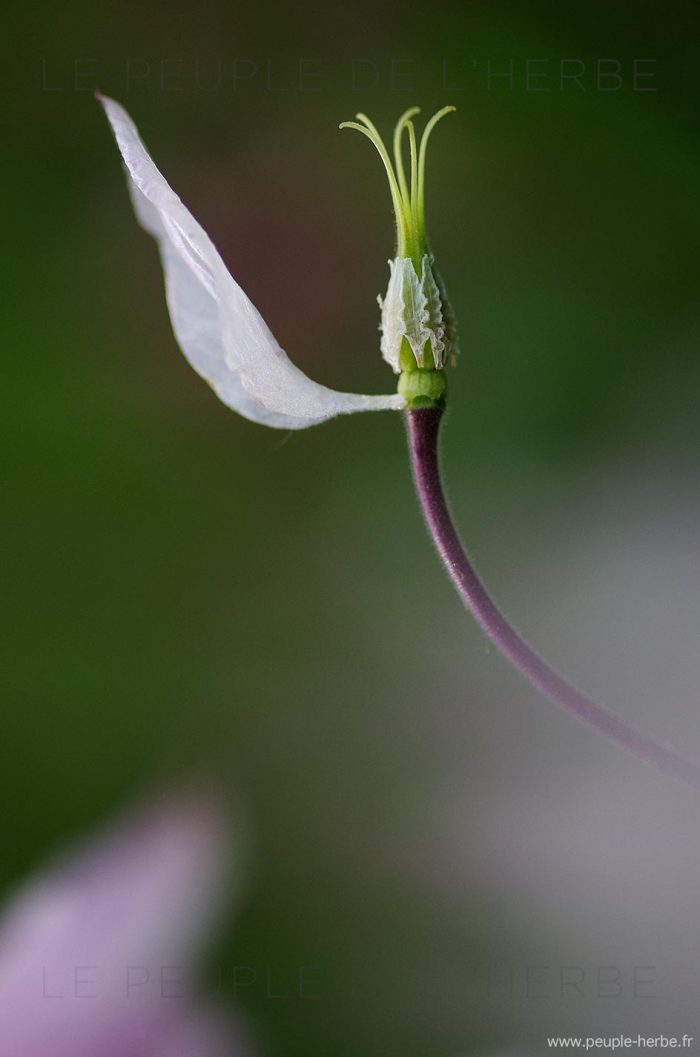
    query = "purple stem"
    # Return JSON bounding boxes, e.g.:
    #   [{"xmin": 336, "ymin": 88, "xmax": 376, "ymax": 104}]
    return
[{"xmin": 406, "ymin": 405, "xmax": 700, "ymax": 790}]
